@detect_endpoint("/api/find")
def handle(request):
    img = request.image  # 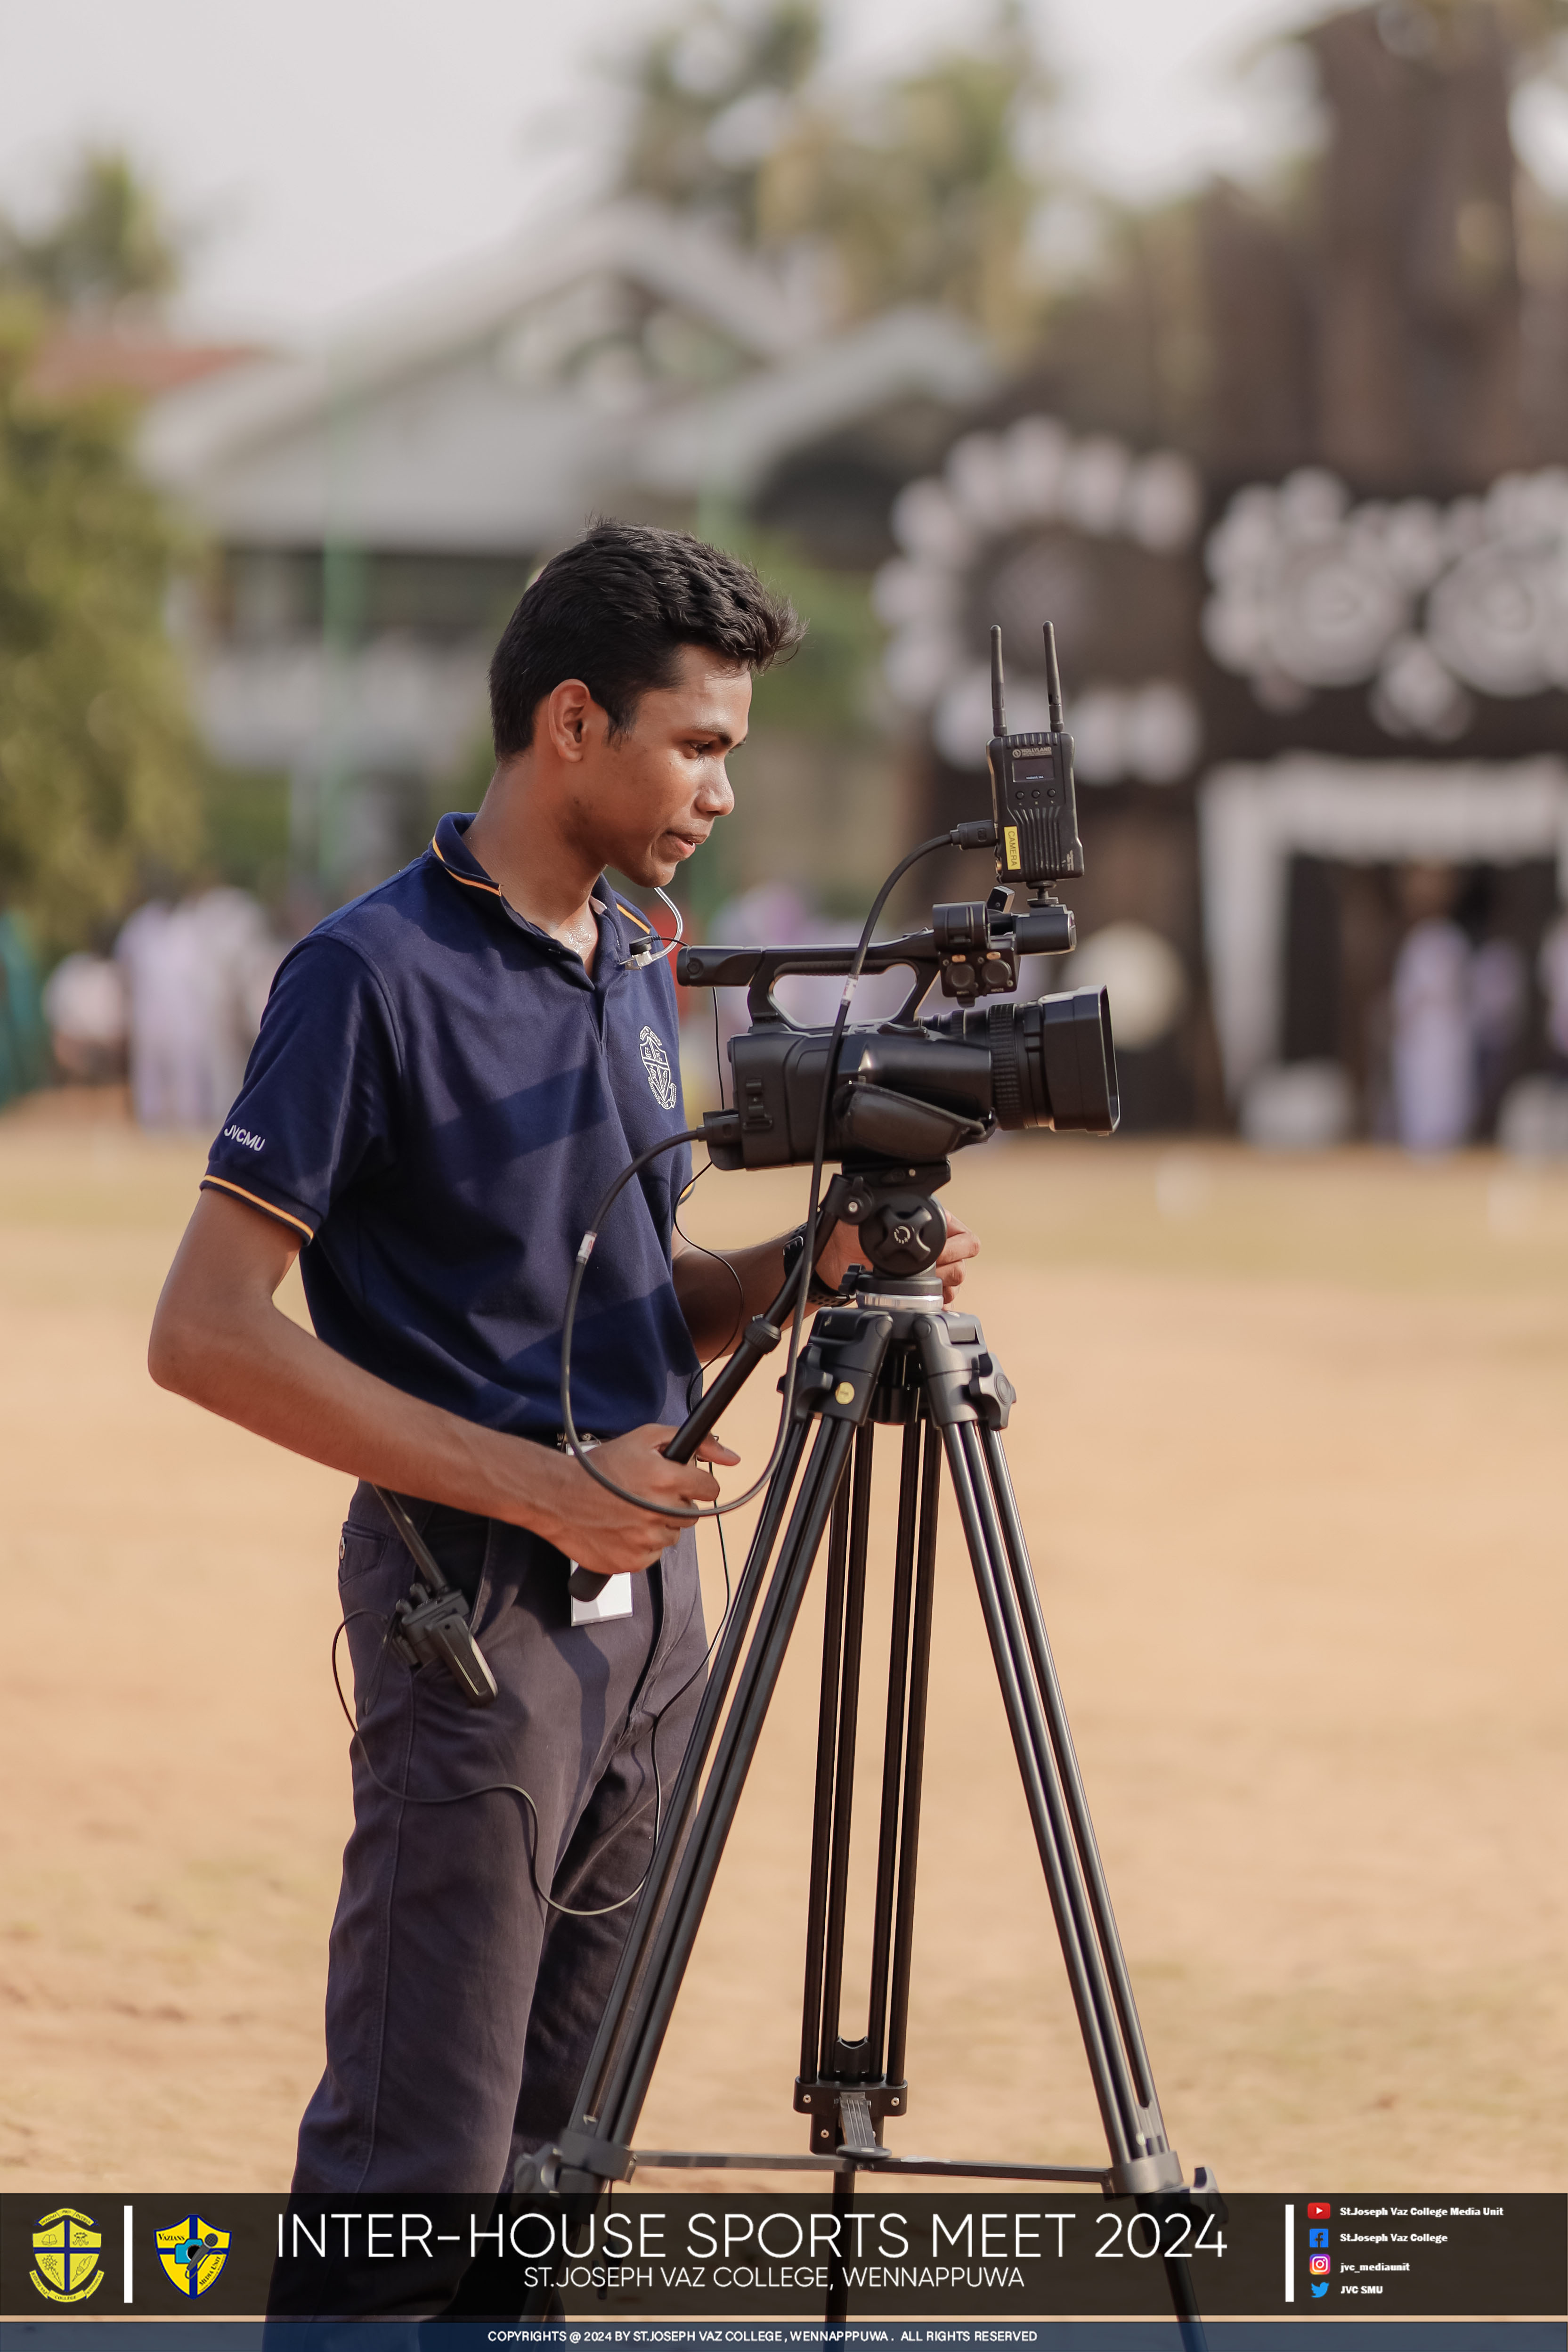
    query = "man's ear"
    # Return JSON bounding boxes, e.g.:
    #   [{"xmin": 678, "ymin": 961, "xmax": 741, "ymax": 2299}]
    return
[{"xmin": 542, "ymin": 678, "xmax": 599, "ymax": 762}]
